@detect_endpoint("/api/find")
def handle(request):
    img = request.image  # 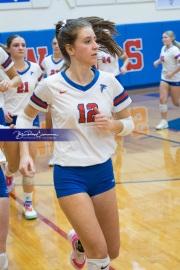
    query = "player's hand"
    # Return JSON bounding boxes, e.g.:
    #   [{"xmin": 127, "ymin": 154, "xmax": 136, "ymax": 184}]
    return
[
  {"xmin": 166, "ymin": 72, "xmax": 173, "ymax": 79},
  {"xmin": 0, "ymin": 80, "xmax": 12, "ymax": 92},
  {"xmin": 120, "ymin": 66, "xmax": 127, "ymax": 74},
  {"xmin": 153, "ymin": 60, "xmax": 159, "ymax": 68},
  {"xmin": 19, "ymin": 155, "xmax": 35, "ymax": 178},
  {"xmin": 4, "ymin": 110, "xmax": 13, "ymax": 123},
  {"xmin": 94, "ymin": 107, "xmax": 113, "ymax": 131}
]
